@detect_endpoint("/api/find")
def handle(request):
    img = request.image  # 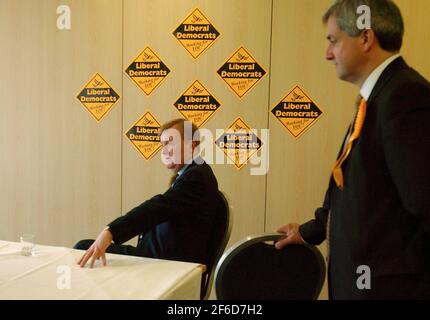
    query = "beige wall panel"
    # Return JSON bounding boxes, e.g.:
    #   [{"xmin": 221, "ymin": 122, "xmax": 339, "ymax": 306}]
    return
[
  {"xmin": 122, "ymin": 0, "xmax": 271, "ymax": 248},
  {"xmin": 267, "ymin": 0, "xmax": 356, "ymax": 232},
  {"xmin": 0, "ymin": 0, "xmax": 122, "ymax": 246},
  {"xmin": 397, "ymin": 0, "xmax": 430, "ymax": 78},
  {"xmin": 267, "ymin": 0, "xmax": 340, "ymax": 301}
]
